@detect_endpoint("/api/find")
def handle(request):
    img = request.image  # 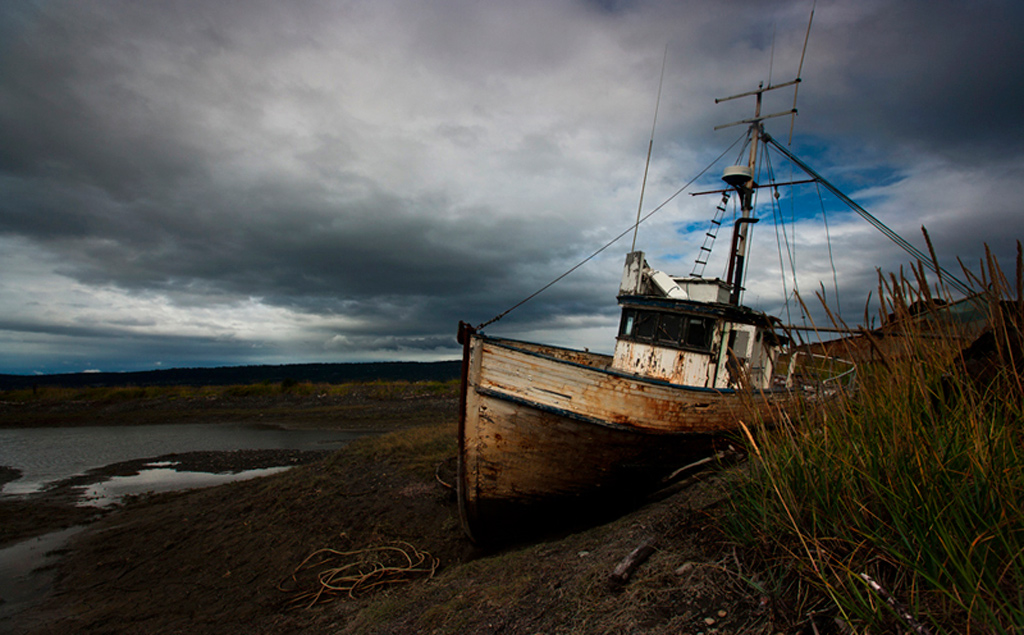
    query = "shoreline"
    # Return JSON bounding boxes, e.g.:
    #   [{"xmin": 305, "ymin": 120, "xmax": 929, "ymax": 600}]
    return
[
  {"xmin": 1, "ymin": 388, "xmax": 776, "ymax": 635},
  {"xmin": 1, "ymin": 387, "xmax": 459, "ymax": 563},
  {"xmin": 1, "ymin": 447, "xmax": 339, "ymax": 548},
  {"xmin": 0, "ymin": 388, "xmax": 456, "ymax": 548}
]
